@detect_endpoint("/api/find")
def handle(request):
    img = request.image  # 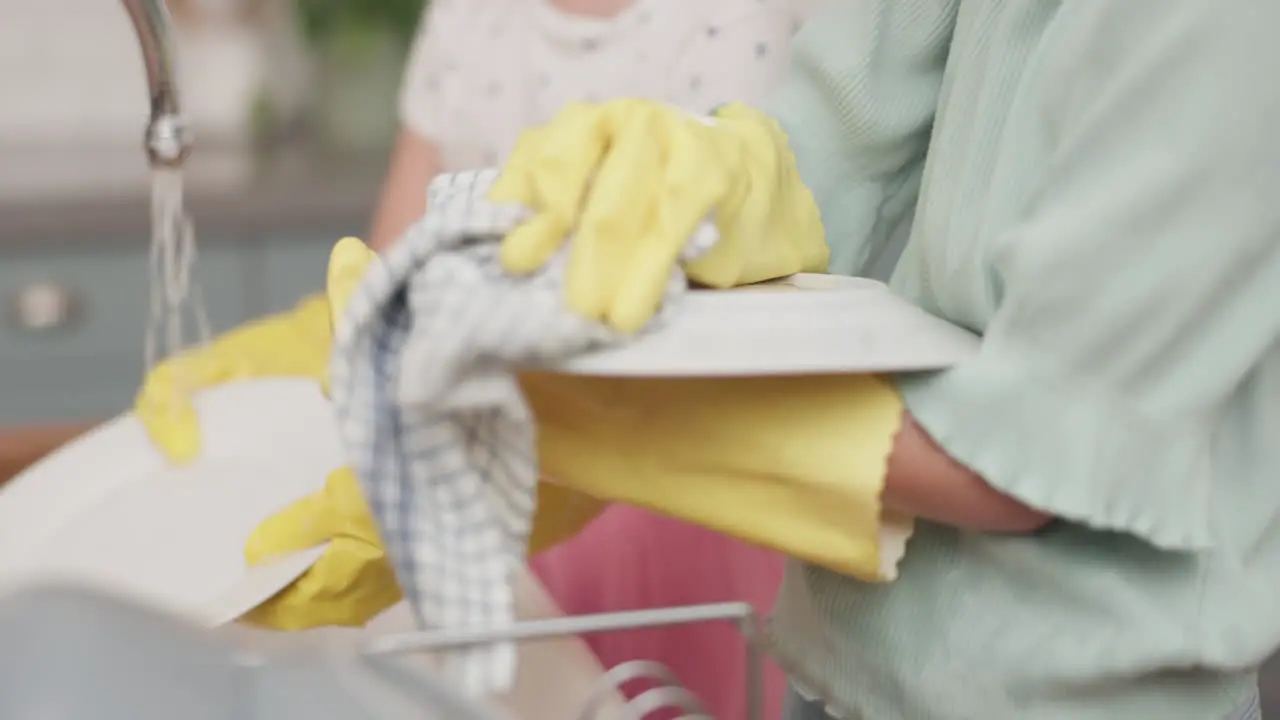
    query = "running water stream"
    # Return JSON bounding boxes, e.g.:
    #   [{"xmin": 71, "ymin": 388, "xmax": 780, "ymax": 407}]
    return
[{"xmin": 146, "ymin": 167, "xmax": 211, "ymax": 375}]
